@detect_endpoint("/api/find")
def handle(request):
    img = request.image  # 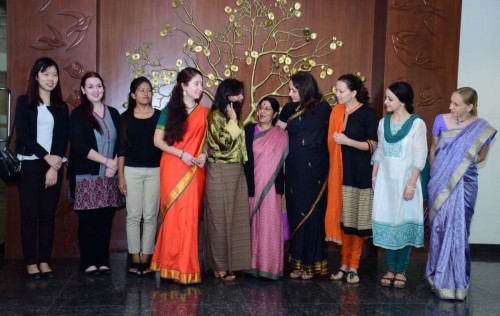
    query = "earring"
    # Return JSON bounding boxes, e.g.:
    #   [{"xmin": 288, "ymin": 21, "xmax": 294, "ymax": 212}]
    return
[{"xmin": 183, "ymin": 90, "xmax": 187, "ymax": 96}]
